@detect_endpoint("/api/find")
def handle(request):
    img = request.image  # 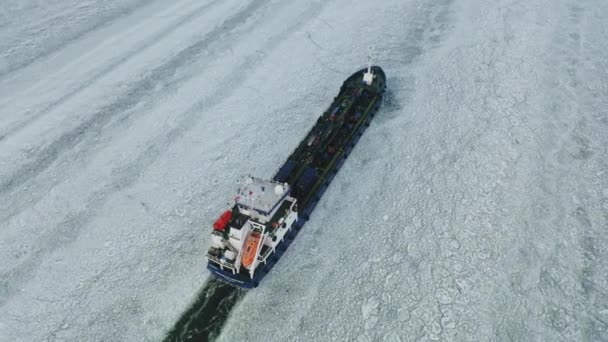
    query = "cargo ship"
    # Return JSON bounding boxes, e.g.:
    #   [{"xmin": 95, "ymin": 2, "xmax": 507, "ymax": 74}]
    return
[{"xmin": 206, "ymin": 65, "xmax": 386, "ymax": 288}]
